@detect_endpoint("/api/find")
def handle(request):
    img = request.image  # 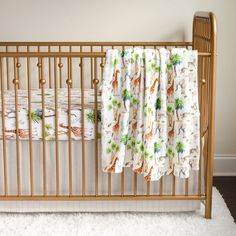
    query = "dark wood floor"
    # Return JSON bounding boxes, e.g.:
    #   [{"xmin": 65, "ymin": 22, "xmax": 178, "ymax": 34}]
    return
[{"xmin": 213, "ymin": 176, "xmax": 236, "ymax": 222}]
